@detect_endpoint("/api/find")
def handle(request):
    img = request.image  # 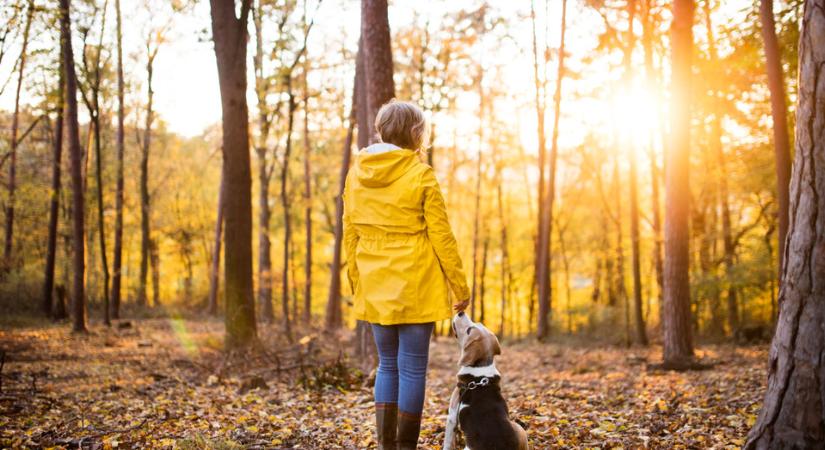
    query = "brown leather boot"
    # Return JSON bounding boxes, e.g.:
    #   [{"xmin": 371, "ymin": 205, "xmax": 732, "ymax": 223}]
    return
[
  {"xmin": 375, "ymin": 403, "xmax": 398, "ymax": 450},
  {"xmin": 397, "ymin": 411, "xmax": 422, "ymax": 450}
]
